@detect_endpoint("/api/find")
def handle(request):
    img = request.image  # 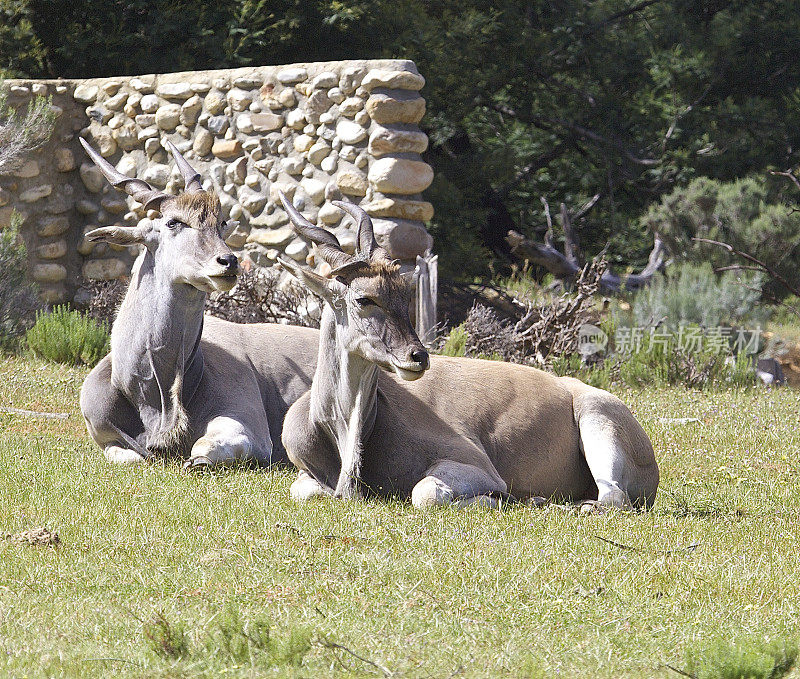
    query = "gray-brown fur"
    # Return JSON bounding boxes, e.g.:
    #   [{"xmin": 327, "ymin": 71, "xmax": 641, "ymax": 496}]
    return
[
  {"xmin": 279, "ymin": 196, "xmax": 659, "ymax": 508},
  {"xmin": 79, "ymin": 144, "xmax": 319, "ymax": 469}
]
